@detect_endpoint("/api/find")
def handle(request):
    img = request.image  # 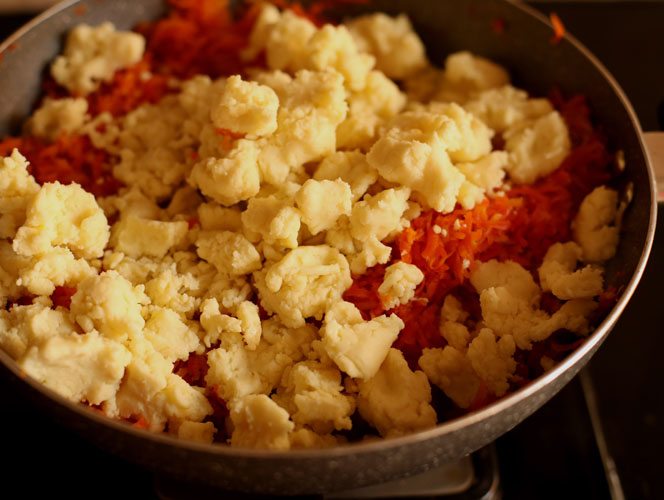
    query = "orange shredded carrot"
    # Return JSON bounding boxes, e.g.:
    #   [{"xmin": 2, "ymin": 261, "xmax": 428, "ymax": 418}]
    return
[
  {"xmin": 549, "ymin": 12, "xmax": 565, "ymax": 44},
  {"xmin": 0, "ymin": 134, "xmax": 121, "ymax": 197},
  {"xmin": 139, "ymin": 0, "xmax": 263, "ymax": 79},
  {"xmin": 86, "ymin": 57, "xmax": 171, "ymax": 117},
  {"xmin": 50, "ymin": 286, "xmax": 77, "ymax": 310},
  {"xmin": 131, "ymin": 416, "xmax": 150, "ymax": 430}
]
